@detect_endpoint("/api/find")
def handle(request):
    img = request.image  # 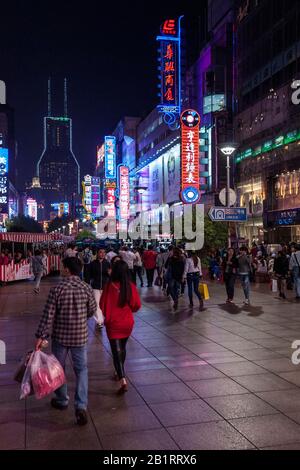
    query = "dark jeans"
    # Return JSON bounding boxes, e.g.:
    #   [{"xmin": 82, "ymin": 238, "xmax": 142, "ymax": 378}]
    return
[
  {"xmin": 224, "ymin": 273, "xmax": 236, "ymax": 300},
  {"xmin": 146, "ymin": 268, "xmax": 155, "ymax": 287},
  {"xmin": 187, "ymin": 273, "xmax": 202, "ymax": 304},
  {"xmin": 129, "ymin": 269, "xmax": 135, "ymax": 284},
  {"xmin": 169, "ymin": 279, "xmax": 181, "ymax": 303},
  {"xmin": 109, "ymin": 338, "xmax": 129, "ymax": 379},
  {"xmin": 52, "ymin": 340, "xmax": 88, "ymax": 410},
  {"xmin": 134, "ymin": 266, "xmax": 144, "ymax": 286}
]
